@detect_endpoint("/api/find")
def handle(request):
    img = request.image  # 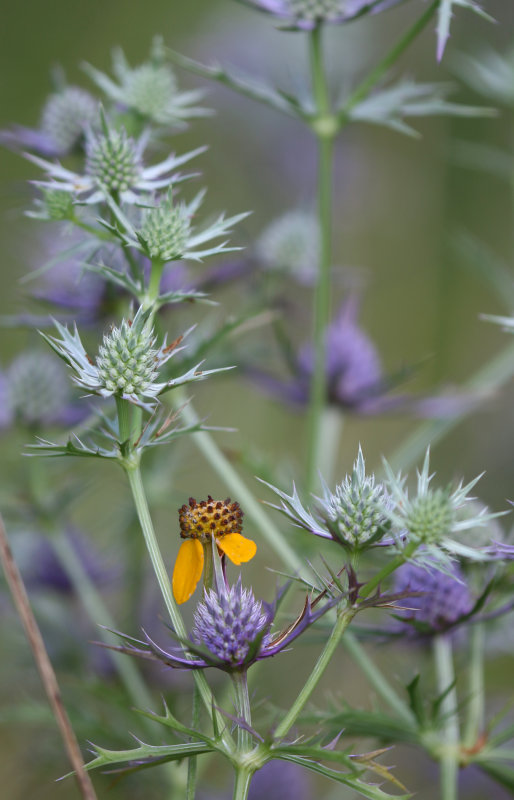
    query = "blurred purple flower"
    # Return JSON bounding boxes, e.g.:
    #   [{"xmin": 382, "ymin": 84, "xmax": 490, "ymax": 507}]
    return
[
  {"xmin": 251, "ymin": 295, "xmax": 481, "ymax": 417},
  {"xmin": 238, "ymin": 0, "xmax": 405, "ymax": 30},
  {"xmin": 393, "ymin": 560, "xmax": 474, "ymax": 636},
  {"xmin": 0, "ymin": 86, "xmax": 98, "ymax": 157},
  {"xmin": 25, "ymin": 530, "xmax": 109, "ymax": 595}
]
